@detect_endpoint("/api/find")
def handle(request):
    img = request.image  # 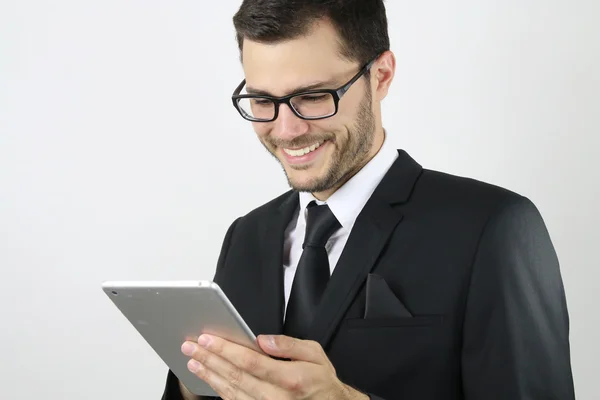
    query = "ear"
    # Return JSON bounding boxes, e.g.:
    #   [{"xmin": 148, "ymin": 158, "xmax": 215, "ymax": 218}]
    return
[{"xmin": 371, "ymin": 50, "xmax": 396, "ymax": 102}]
